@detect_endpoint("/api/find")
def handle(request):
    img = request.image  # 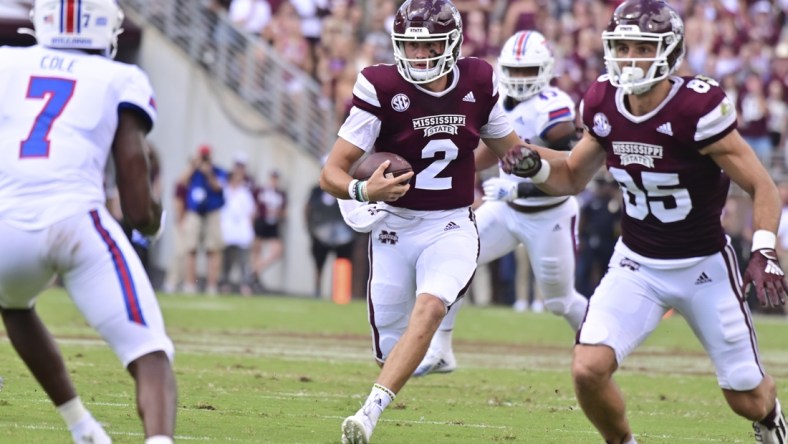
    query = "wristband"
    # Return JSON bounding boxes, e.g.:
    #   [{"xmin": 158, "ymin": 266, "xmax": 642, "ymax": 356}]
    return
[
  {"xmin": 530, "ymin": 159, "xmax": 551, "ymax": 184},
  {"xmin": 358, "ymin": 180, "xmax": 370, "ymax": 202},
  {"xmin": 751, "ymin": 230, "xmax": 777, "ymax": 251},
  {"xmin": 347, "ymin": 179, "xmax": 359, "ymax": 201}
]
